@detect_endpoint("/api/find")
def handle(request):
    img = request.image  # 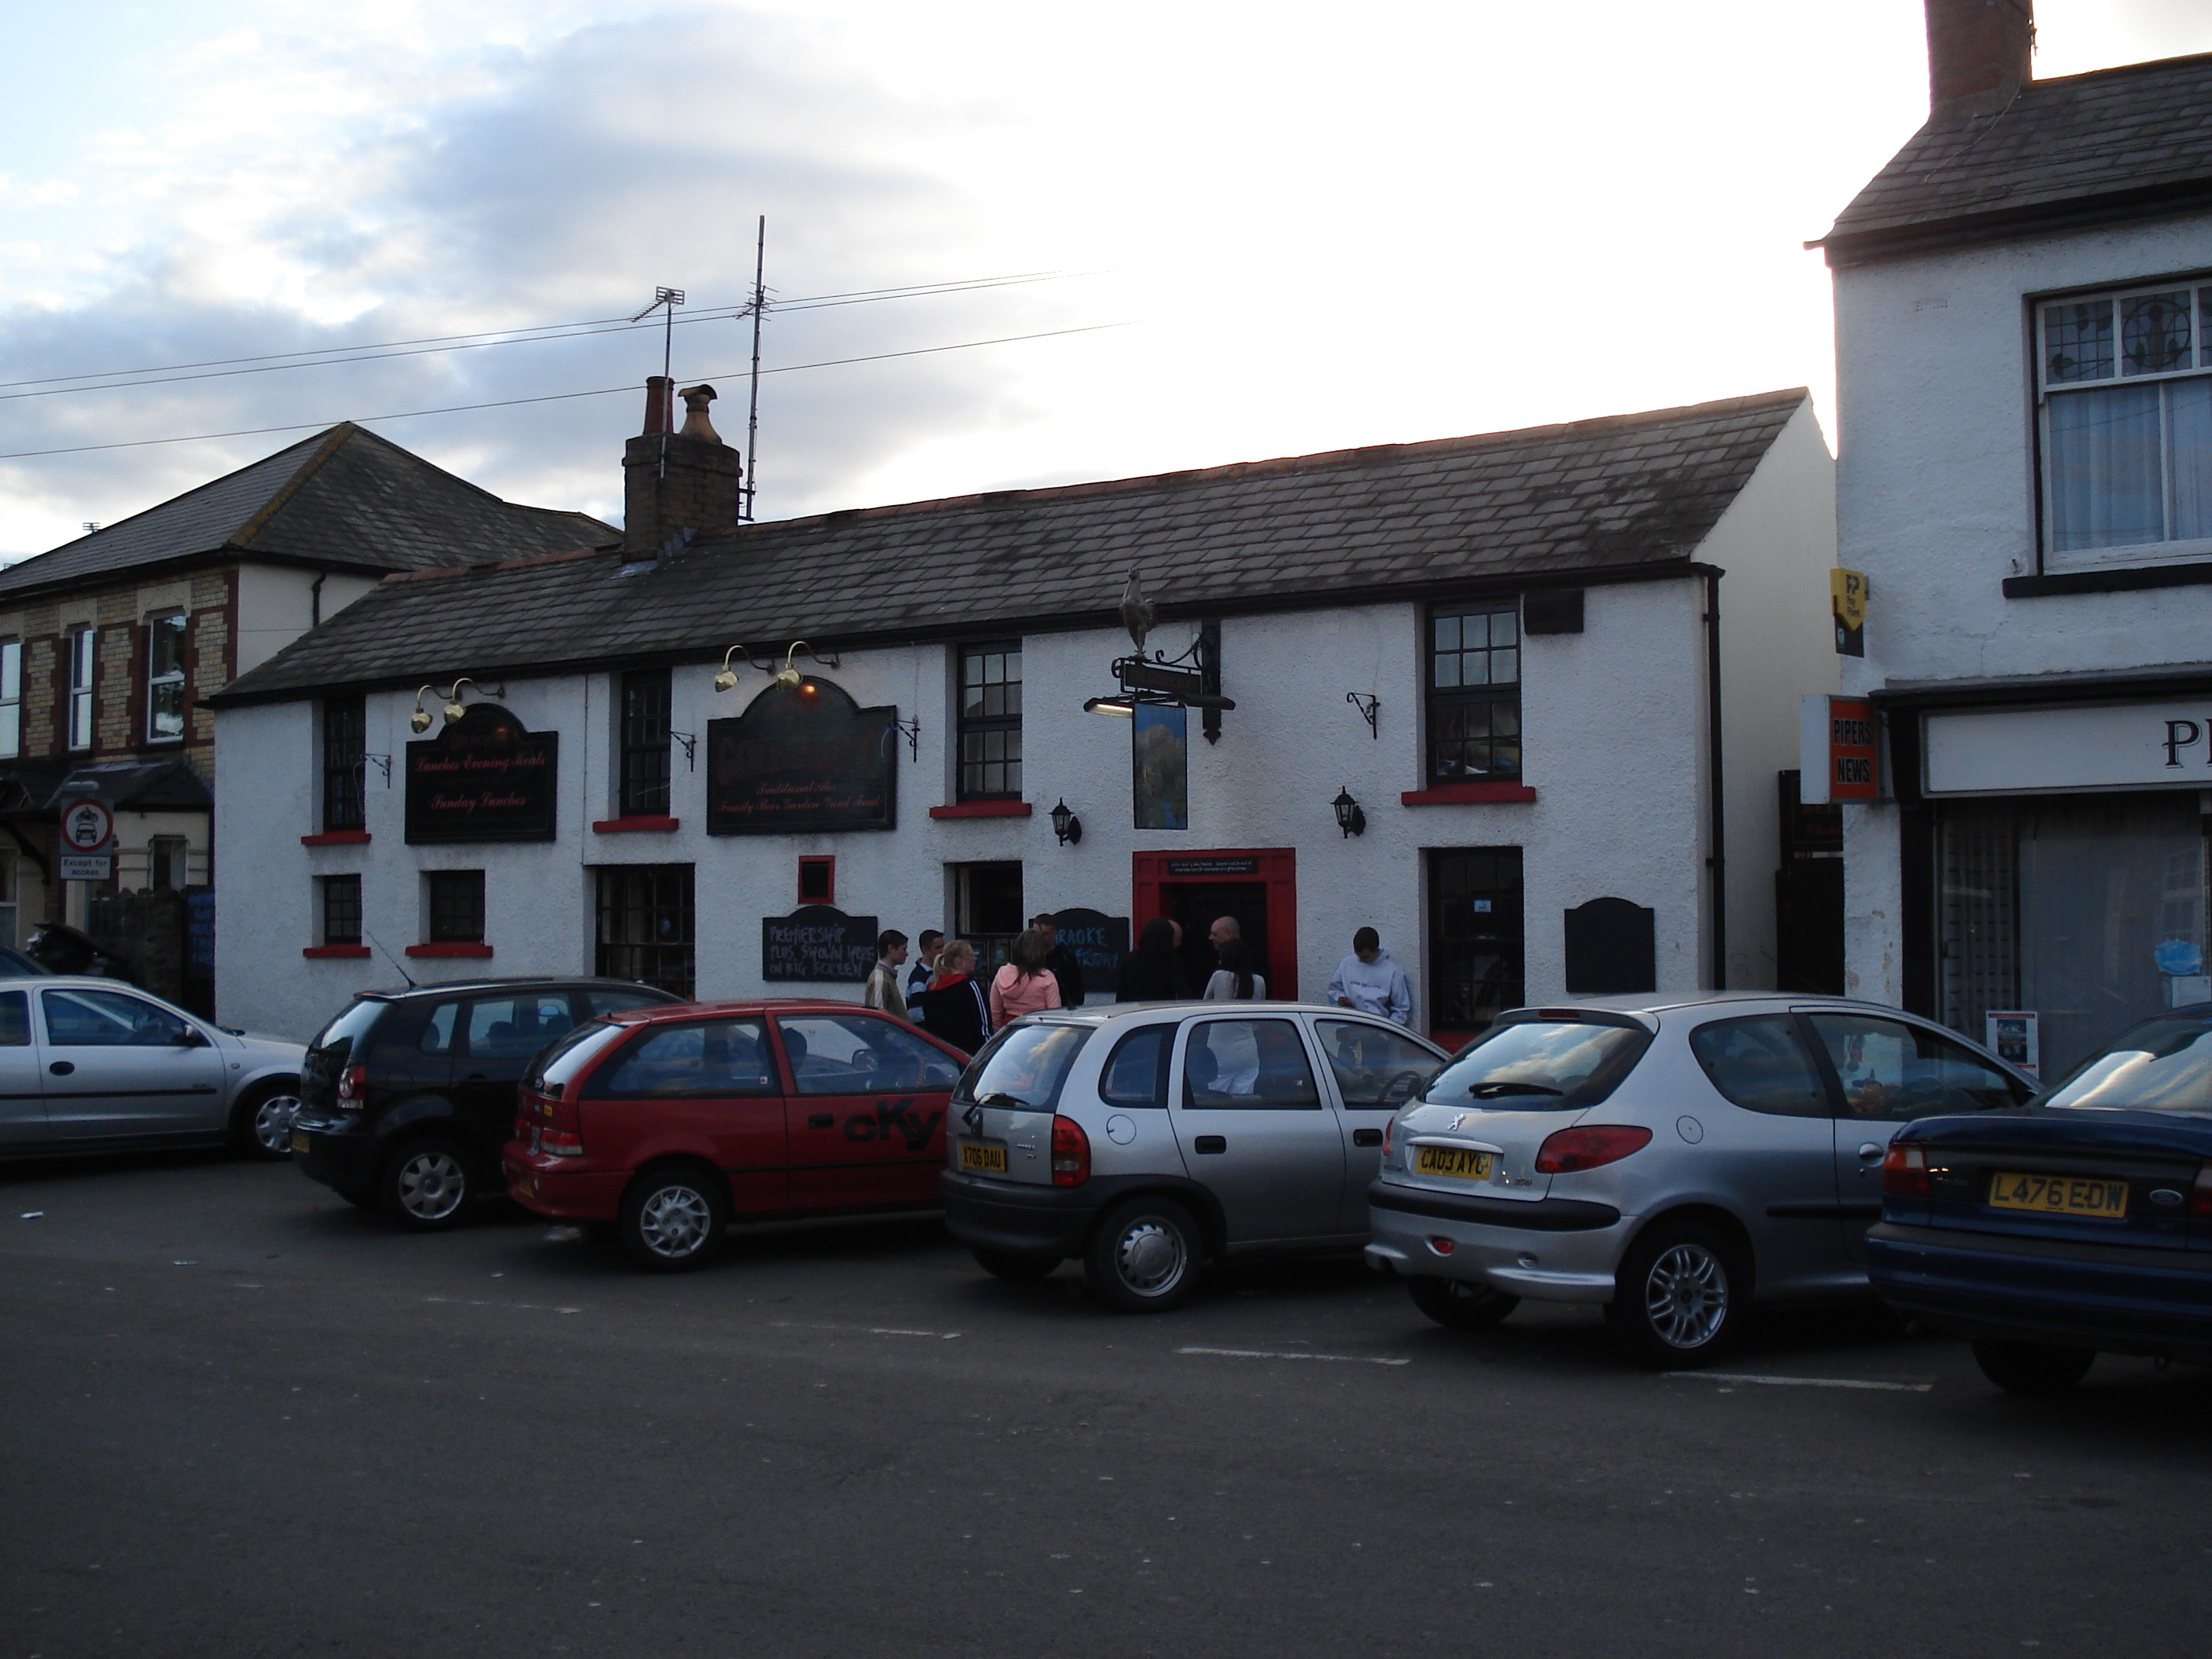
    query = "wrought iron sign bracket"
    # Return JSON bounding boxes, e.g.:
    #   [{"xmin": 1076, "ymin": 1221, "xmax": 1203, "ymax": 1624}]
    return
[
  {"xmin": 362, "ymin": 754, "xmax": 393, "ymax": 788},
  {"xmin": 892, "ymin": 716, "xmax": 921, "ymax": 761},
  {"xmin": 1346, "ymin": 692, "xmax": 1379, "ymax": 738},
  {"xmin": 669, "ymin": 731, "xmax": 698, "ymax": 771}
]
